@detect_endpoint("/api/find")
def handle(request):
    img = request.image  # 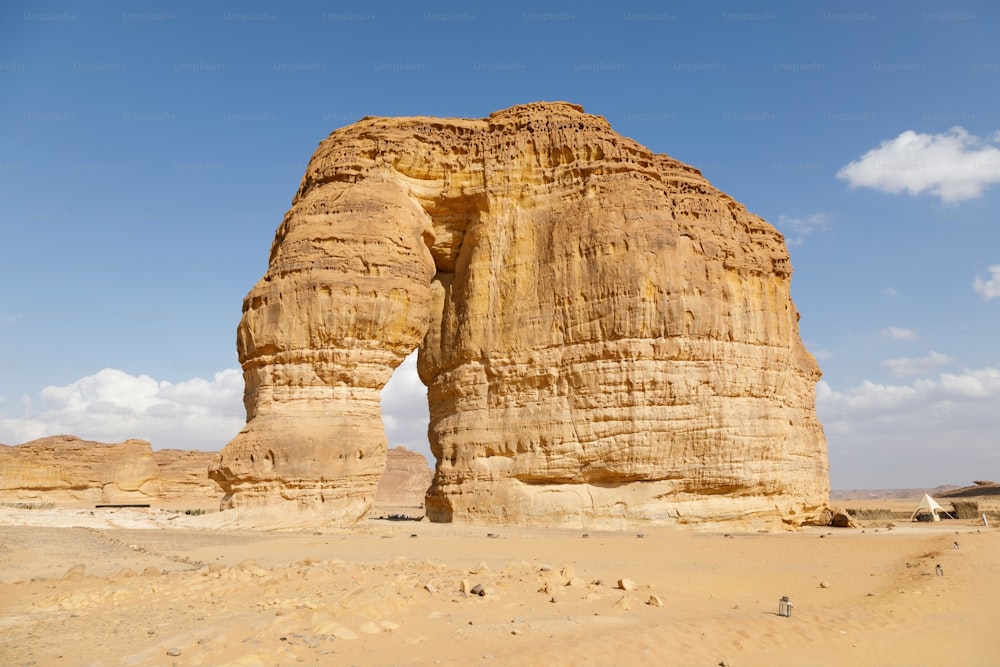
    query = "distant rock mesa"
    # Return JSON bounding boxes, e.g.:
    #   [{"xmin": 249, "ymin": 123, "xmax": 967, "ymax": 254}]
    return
[
  {"xmin": 210, "ymin": 101, "xmax": 829, "ymax": 528},
  {"xmin": 372, "ymin": 447, "xmax": 434, "ymax": 516},
  {"xmin": 0, "ymin": 436, "xmax": 220, "ymax": 506}
]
